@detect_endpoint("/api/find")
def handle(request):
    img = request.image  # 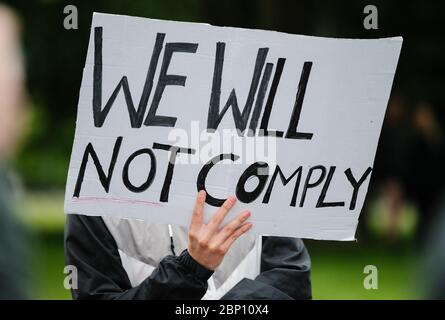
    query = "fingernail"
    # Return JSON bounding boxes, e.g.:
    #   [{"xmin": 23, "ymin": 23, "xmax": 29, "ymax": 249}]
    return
[
  {"xmin": 198, "ymin": 190, "xmax": 206, "ymax": 198},
  {"xmin": 228, "ymin": 196, "xmax": 236, "ymax": 204}
]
